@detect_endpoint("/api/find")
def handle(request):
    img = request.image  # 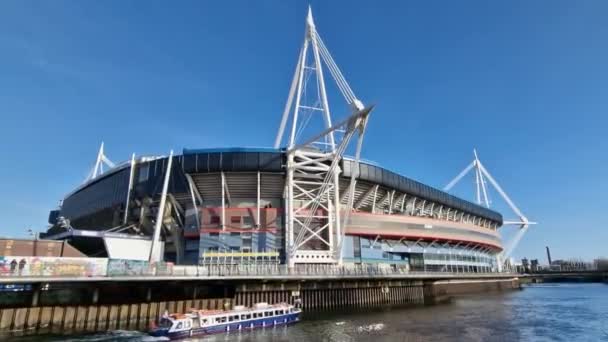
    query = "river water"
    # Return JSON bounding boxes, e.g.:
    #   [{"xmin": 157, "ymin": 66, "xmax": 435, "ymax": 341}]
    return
[{"xmin": 9, "ymin": 283, "xmax": 608, "ymax": 342}]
